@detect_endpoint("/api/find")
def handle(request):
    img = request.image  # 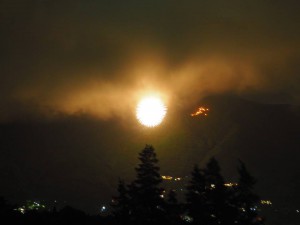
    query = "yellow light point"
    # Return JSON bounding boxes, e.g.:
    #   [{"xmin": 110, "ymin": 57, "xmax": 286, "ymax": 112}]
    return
[
  {"xmin": 191, "ymin": 107, "xmax": 210, "ymax": 117},
  {"xmin": 261, "ymin": 200, "xmax": 272, "ymax": 205},
  {"xmin": 162, "ymin": 175, "xmax": 173, "ymax": 180},
  {"xmin": 224, "ymin": 183, "xmax": 238, "ymax": 187}
]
